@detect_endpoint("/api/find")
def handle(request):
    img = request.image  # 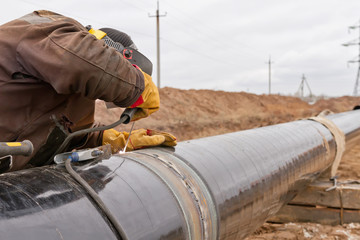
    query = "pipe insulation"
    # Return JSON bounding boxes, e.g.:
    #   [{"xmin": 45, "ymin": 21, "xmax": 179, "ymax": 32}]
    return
[{"xmin": 0, "ymin": 110, "xmax": 360, "ymax": 240}]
